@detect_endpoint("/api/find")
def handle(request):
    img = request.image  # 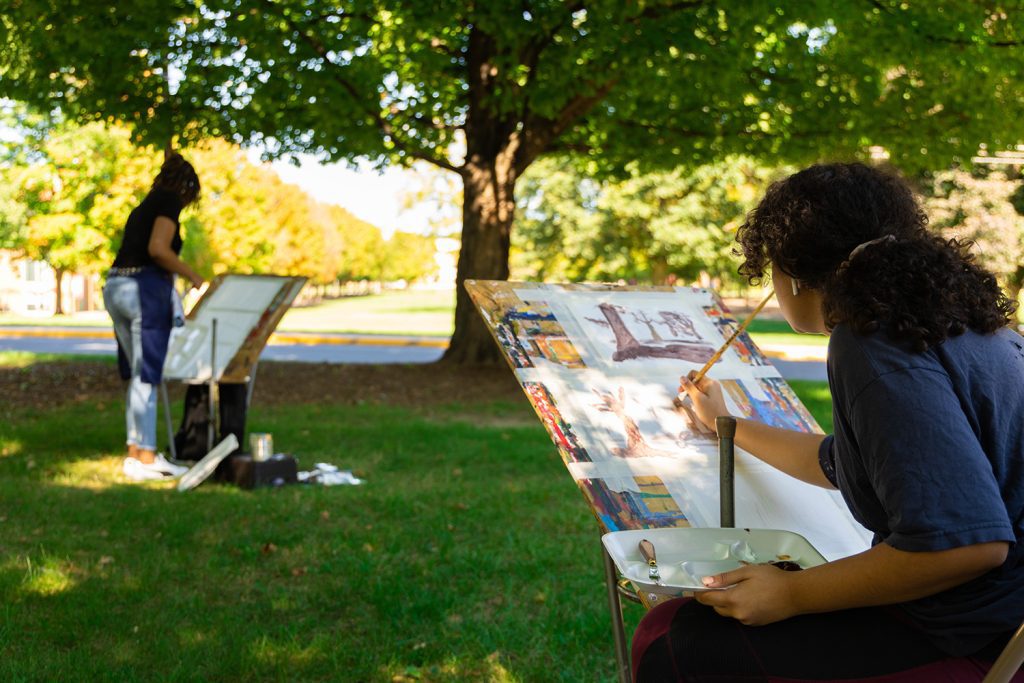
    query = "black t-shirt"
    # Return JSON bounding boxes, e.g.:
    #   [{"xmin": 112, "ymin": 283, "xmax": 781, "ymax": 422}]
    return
[{"xmin": 111, "ymin": 188, "xmax": 183, "ymax": 269}]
